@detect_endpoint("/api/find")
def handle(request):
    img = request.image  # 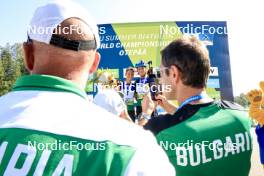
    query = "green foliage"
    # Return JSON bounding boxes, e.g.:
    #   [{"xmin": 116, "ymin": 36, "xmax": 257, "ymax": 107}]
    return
[{"xmin": 0, "ymin": 43, "xmax": 29, "ymax": 96}]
